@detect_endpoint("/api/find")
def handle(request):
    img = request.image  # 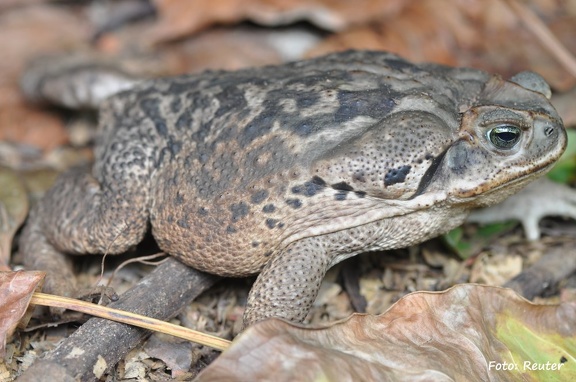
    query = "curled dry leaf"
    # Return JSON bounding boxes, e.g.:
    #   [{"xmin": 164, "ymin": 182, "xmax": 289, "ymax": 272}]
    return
[
  {"xmin": 196, "ymin": 284, "xmax": 575, "ymax": 381},
  {"xmin": 149, "ymin": 0, "xmax": 406, "ymax": 43},
  {"xmin": 309, "ymin": 0, "xmax": 576, "ymax": 91},
  {"xmin": 0, "ymin": 271, "xmax": 45, "ymax": 357},
  {"xmin": 0, "ymin": 167, "xmax": 29, "ymax": 268}
]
